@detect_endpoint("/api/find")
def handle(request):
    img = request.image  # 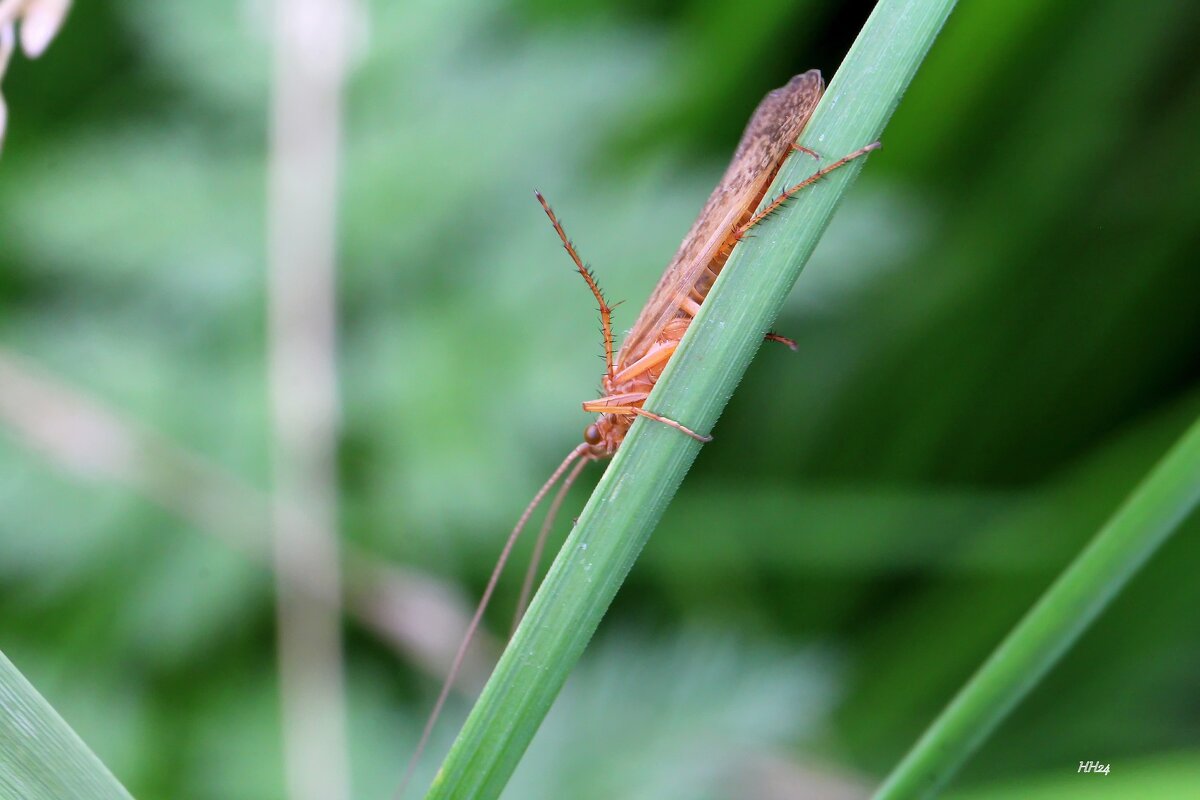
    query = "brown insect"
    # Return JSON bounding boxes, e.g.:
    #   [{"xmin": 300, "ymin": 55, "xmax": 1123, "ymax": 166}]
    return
[{"xmin": 400, "ymin": 70, "xmax": 879, "ymax": 792}]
